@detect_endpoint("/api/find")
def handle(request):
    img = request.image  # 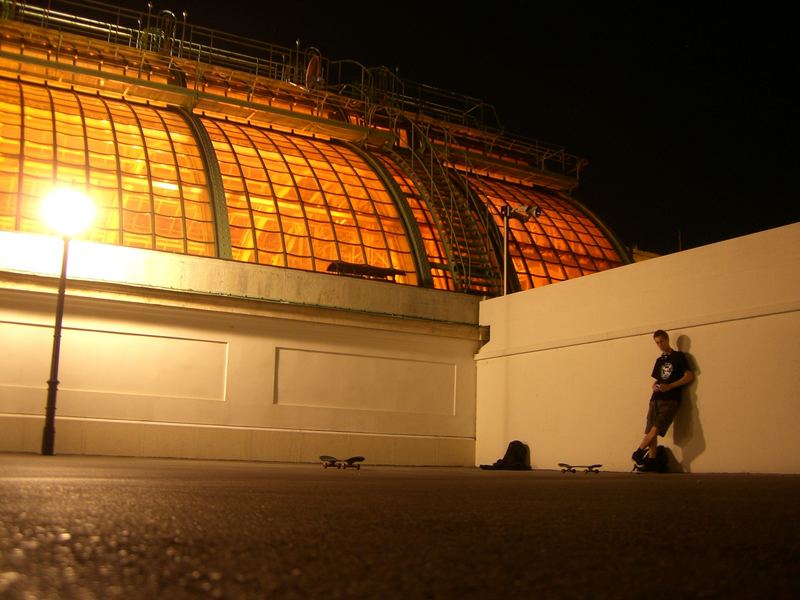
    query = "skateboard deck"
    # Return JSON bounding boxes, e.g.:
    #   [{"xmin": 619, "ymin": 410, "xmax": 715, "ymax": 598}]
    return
[
  {"xmin": 320, "ymin": 455, "xmax": 365, "ymax": 470},
  {"xmin": 558, "ymin": 462, "xmax": 602, "ymax": 474}
]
